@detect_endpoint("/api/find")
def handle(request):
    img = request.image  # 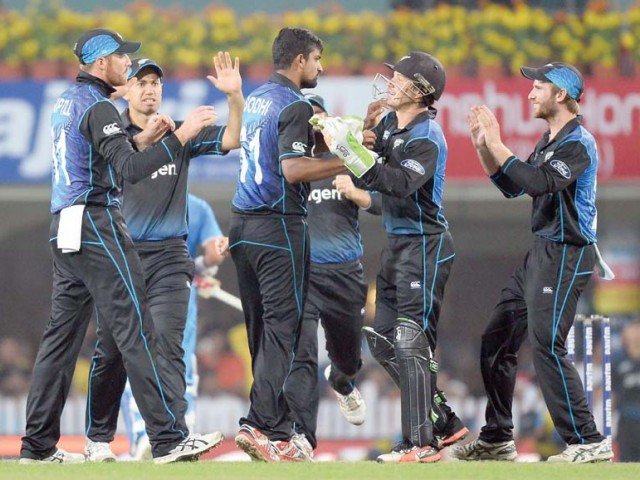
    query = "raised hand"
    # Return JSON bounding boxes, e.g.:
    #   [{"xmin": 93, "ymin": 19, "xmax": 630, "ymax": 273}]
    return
[
  {"xmin": 474, "ymin": 105, "xmax": 502, "ymax": 148},
  {"xmin": 362, "ymin": 130, "xmax": 377, "ymax": 149},
  {"xmin": 468, "ymin": 107, "xmax": 486, "ymax": 150},
  {"xmin": 174, "ymin": 106, "xmax": 218, "ymax": 144},
  {"xmin": 364, "ymin": 99, "xmax": 386, "ymax": 130},
  {"xmin": 207, "ymin": 51, "xmax": 242, "ymax": 96}
]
